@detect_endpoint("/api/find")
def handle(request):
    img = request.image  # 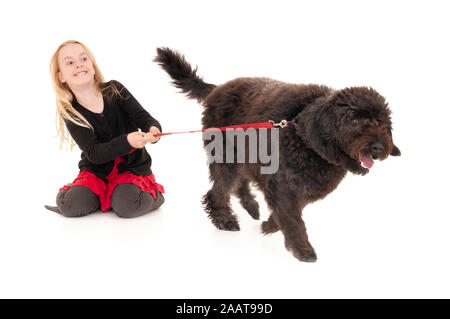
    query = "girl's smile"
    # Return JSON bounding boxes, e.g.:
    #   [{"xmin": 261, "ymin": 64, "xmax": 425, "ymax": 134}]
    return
[{"xmin": 74, "ymin": 70, "xmax": 88, "ymax": 76}]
